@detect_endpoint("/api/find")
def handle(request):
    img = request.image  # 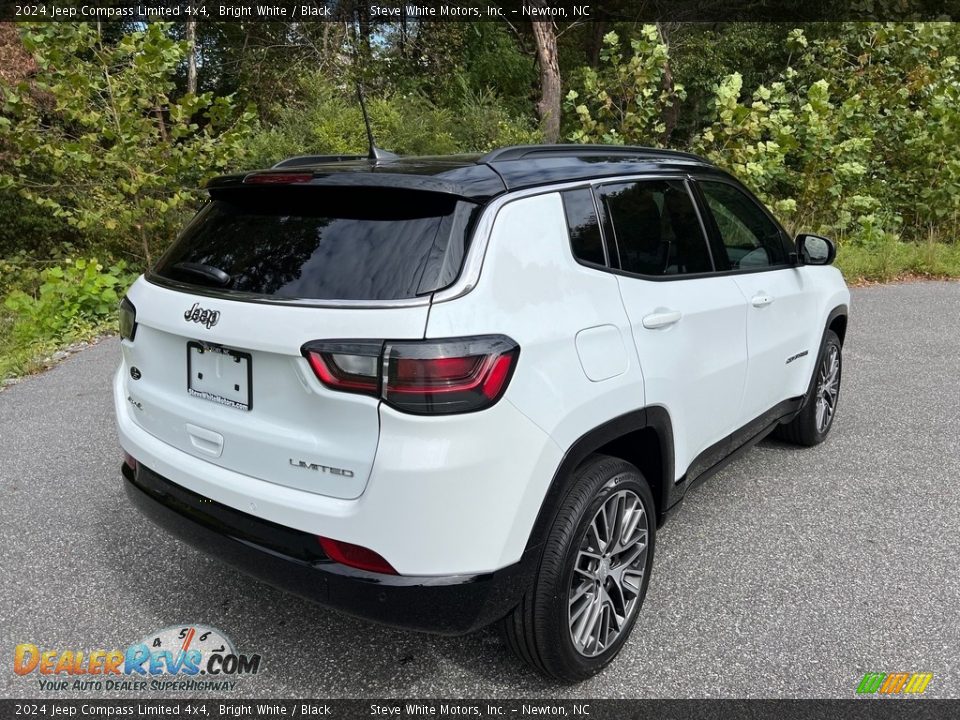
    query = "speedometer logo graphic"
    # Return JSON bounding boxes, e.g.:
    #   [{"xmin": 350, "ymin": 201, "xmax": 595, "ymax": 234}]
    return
[{"xmin": 139, "ymin": 625, "xmax": 236, "ymax": 674}]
